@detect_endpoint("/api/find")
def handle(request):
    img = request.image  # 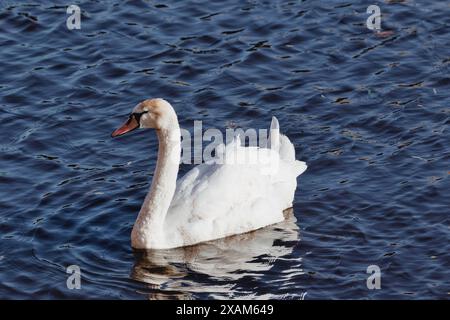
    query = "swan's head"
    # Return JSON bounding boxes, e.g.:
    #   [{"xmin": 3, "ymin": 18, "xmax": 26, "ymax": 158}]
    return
[{"xmin": 111, "ymin": 98, "xmax": 177, "ymax": 137}]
